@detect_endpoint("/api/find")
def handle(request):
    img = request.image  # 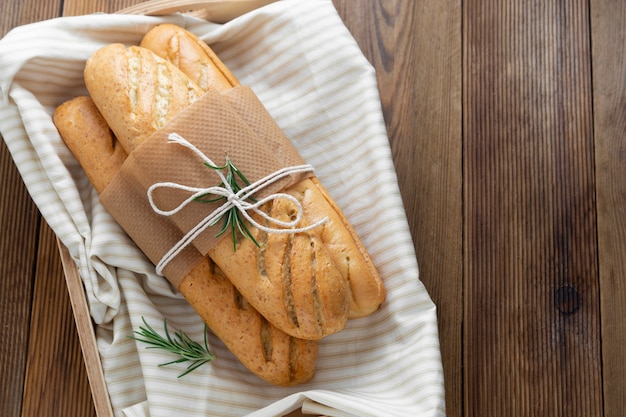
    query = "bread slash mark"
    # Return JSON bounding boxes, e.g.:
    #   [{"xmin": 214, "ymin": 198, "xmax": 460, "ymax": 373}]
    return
[
  {"xmin": 153, "ymin": 61, "xmax": 172, "ymax": 130},
  {"xmin": 310, "ymin": 239, "xmax": 324, "ymax": 335},
  {"xmin": 256, "ymin": 216, "xmax": 269, "ymax": 278},
  {"xmin": 288, "ymin": 336, "xmax": 298, "ymax": 383},
  {"xmin": 260, "ymin": 317, "xmax": 272, "ymax": 362},
  {"xmin": 283, "ymin": 234, "xmax": 299, "ymax": 328},
  {"xmin": 126, "ymin": 48, "xmax": 141, "ymax": 115},
  {"xmin": 233, "ymin": 286, "xmax": 245, "ymax": 310},
  {"xmin": 187, "ymin": 80, "xmax": 200, "ymax": 104}
]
